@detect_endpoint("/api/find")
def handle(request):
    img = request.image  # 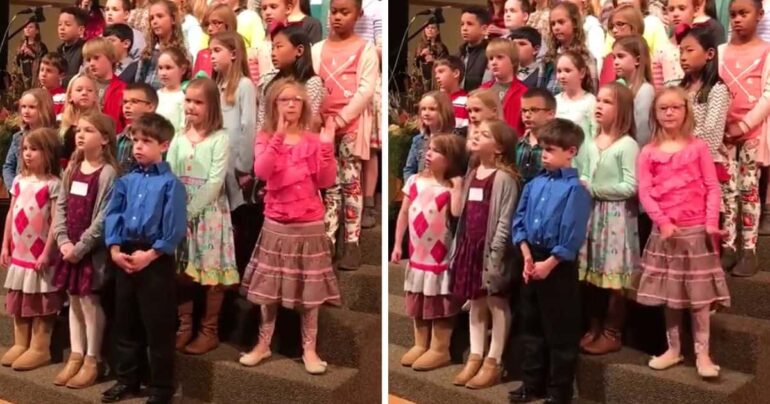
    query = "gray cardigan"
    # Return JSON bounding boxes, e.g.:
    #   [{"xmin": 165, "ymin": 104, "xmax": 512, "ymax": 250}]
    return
[
  {"xmin": 450, "ymin": 169, "xmax": 520, "ymax": 295},
  {"xmin": 53, "ymin": 164, "xmax": 117, "ymax": 291}
]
